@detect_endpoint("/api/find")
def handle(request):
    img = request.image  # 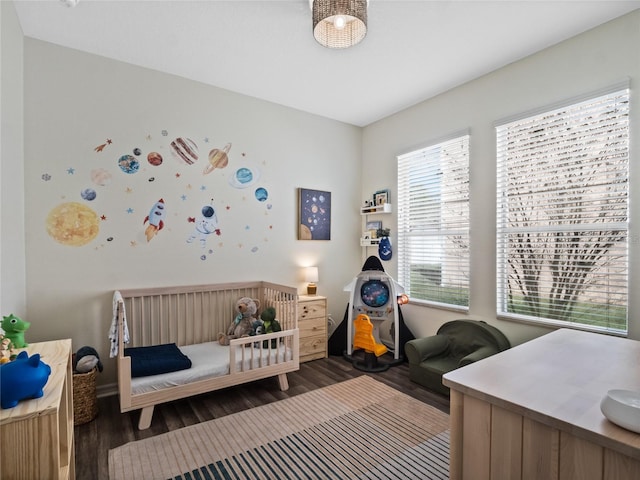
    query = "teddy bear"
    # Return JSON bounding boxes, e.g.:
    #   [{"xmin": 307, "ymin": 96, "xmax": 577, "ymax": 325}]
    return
[{"xmin": 218, "ymin": 297, "xmax": 260, "ymax": 346}]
